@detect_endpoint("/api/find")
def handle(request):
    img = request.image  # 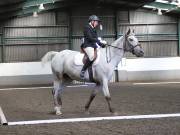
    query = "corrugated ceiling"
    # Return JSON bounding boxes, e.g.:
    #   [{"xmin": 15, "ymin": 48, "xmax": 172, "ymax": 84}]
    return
[
  {"xmin": 144, "ymin": 0, "xmax": 180, "ymax": 15},
  {"xmin": 0, "ymin": 0, "xmax": 155, "ymax": 20}
]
